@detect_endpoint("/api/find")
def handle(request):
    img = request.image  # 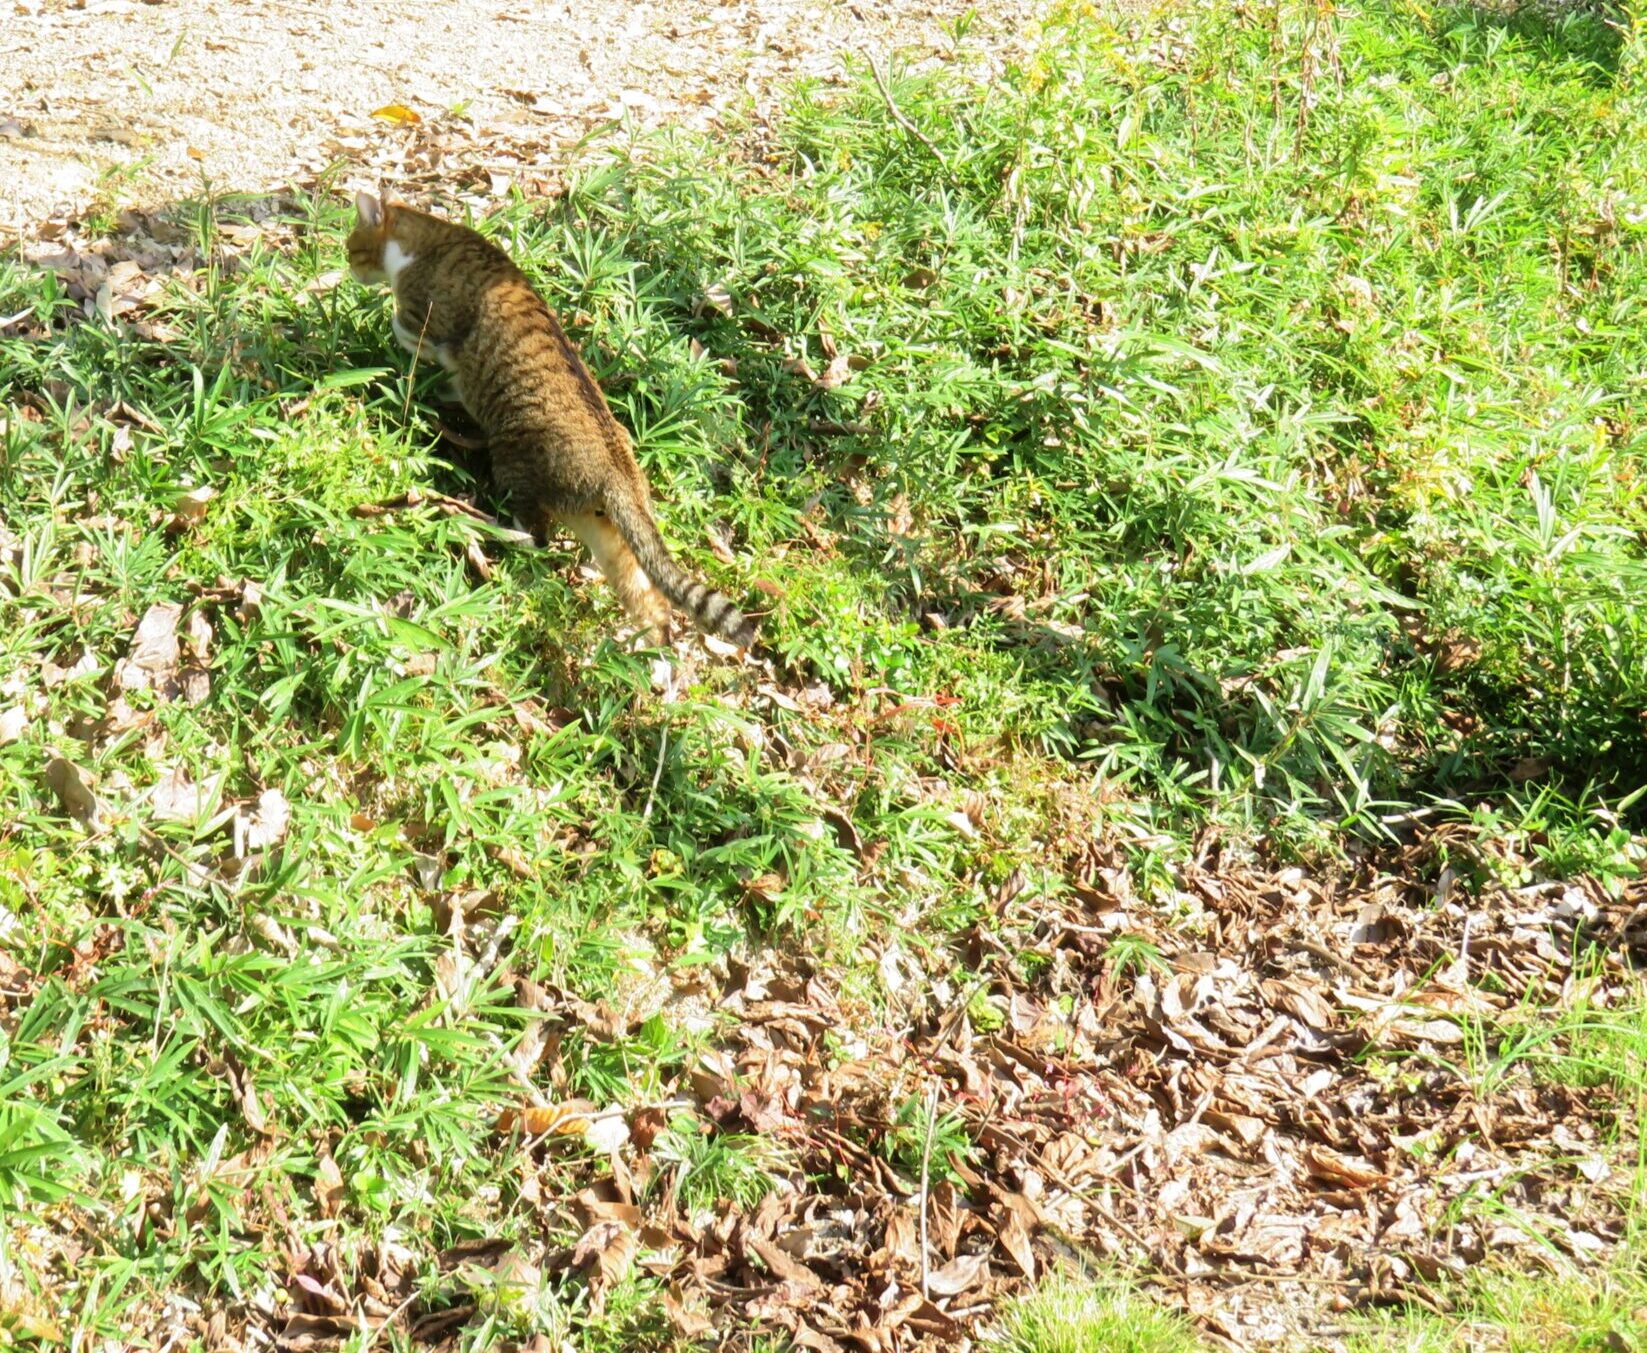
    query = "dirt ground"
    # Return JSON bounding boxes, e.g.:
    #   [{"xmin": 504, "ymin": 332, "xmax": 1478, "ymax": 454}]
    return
[{"xmin": 0, "ymin": 0, "xmax": 1040, "ymax": 236}]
